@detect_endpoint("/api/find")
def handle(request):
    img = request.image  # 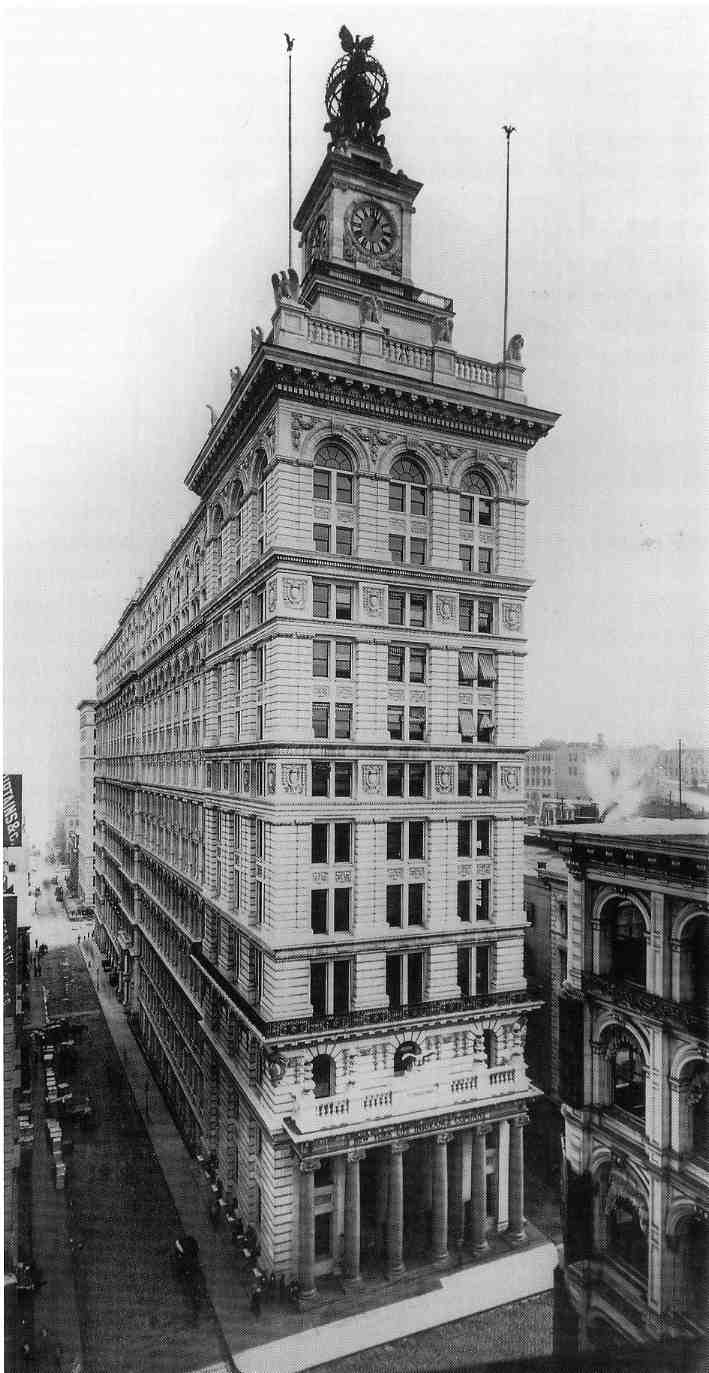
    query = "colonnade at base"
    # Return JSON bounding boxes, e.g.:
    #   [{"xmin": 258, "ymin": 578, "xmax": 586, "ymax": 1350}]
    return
[{"xmin": 296, "ymin": 1114, "xmax": 527, "ymax": 1297}]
